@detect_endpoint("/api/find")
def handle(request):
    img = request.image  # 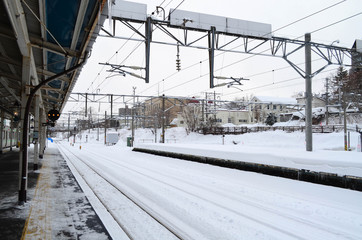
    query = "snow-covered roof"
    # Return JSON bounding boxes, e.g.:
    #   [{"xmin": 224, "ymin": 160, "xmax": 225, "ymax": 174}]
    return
[
  {"xmin": 252, "ymin": 96, "xmax": 297, "ymax": 105},
  {"xmin": 292, "ymin": 107, "xmax": 326, "ymax": 118},
  {"xmin": 170, "ymin": 118, "xmax": 179, "ymax": 125},
  {"xmin": 217, "ymin": 108, "xmax": 248, "ymax": 112}
]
